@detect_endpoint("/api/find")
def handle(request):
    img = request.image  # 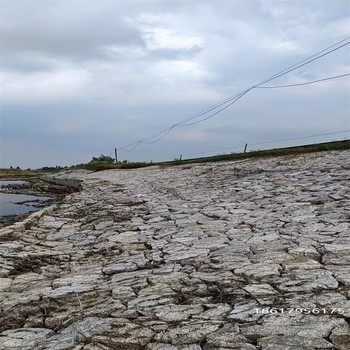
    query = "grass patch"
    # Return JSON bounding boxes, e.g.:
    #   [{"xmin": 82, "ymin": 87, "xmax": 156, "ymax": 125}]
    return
[
  {"xmin": 174, "ymin": 139, "xmax": 350, "ymax": 165},
  {"xmin": 71, "ymin": 140, "xmax": 350, "ymax": 171},
  {"xmin": 0, "ymin": 169, "xmax": 37, "ymax": 178},
  {"xmin": 159, "ymin": 139, "xmax": 350, "ymax": 167},
  {"xmin": 83, "ymin": 162, "xmax": 151, "ymax": 171}
]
